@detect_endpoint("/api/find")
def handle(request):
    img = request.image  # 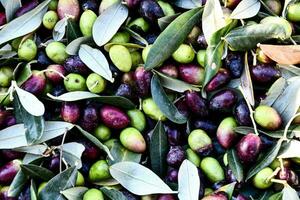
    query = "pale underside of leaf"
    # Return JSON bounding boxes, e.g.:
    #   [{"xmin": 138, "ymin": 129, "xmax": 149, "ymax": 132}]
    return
[
  {"xmin": 53, "ymin": 17, "xmax": 68, "ymax": 41},
  {"xmin": 278, "ymin": 140, "xmax": 300, "ymax": 159},
  {"xmin": 61, "ymin": 187, "xmax": 88, "ymax": 200},
  {"xmin": 230, "ymin": 0, "xmax": 261, "ymax": 19},
  {"xmin": 240, "ymin": 52, "xmax": 255, "ymax": 106}
]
